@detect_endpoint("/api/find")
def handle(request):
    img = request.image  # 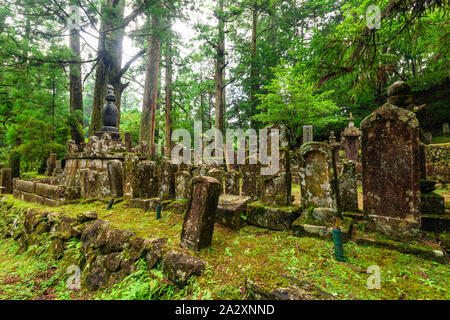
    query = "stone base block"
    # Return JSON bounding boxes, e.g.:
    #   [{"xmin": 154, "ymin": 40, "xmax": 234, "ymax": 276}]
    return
[
  {"xmin": 129, "ymin": 198, "xmax": 151, "ymax": 211},
  {"xmin": 246, "ymin": 202, "xmax": 302, "ymax": 231},
  {"xmin": 367, "ymin": 215, "xmax": 421, "ymax": 240},
  {"xmin": 420, "ymin": 193, "xmax": 445, "ymax": 215},
  {"xmin": 216, "ymin": 195, "xmax": 250, "ymax": 229}
]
